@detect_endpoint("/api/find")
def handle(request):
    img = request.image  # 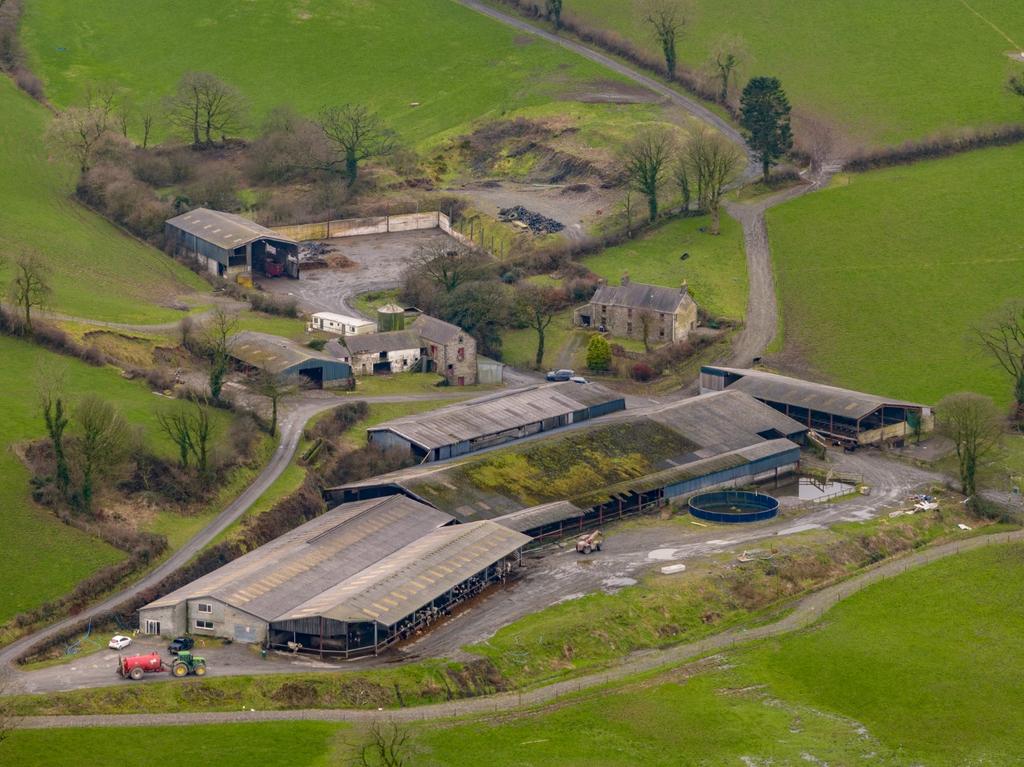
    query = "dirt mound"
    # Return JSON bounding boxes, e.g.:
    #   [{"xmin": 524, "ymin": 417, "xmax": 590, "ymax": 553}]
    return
[{"xmin": 499, "ymin": 206, "xmax": 565, "ymax": 234}]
